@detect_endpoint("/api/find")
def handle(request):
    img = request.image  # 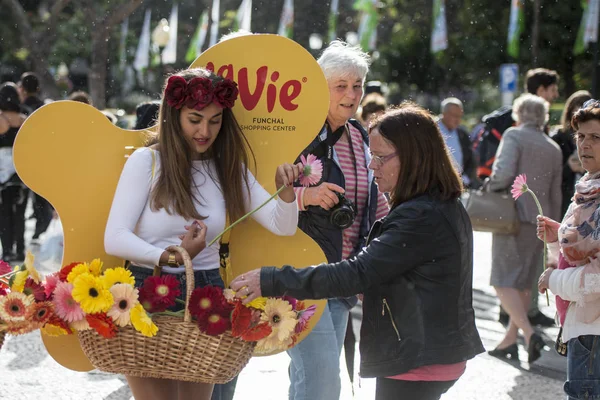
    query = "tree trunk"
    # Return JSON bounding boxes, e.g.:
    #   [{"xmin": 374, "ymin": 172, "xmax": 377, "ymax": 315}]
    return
[
  {"xmin": 89, "ymin": 32, "xmax": 110, "ymax": 109},
  {"xmin": 531, "ymin": 0, "xmax": 541, "ymax": 66},
  {"xmin": 84, "ymin": 0, "xmax": 145, "ymax": 108}
]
